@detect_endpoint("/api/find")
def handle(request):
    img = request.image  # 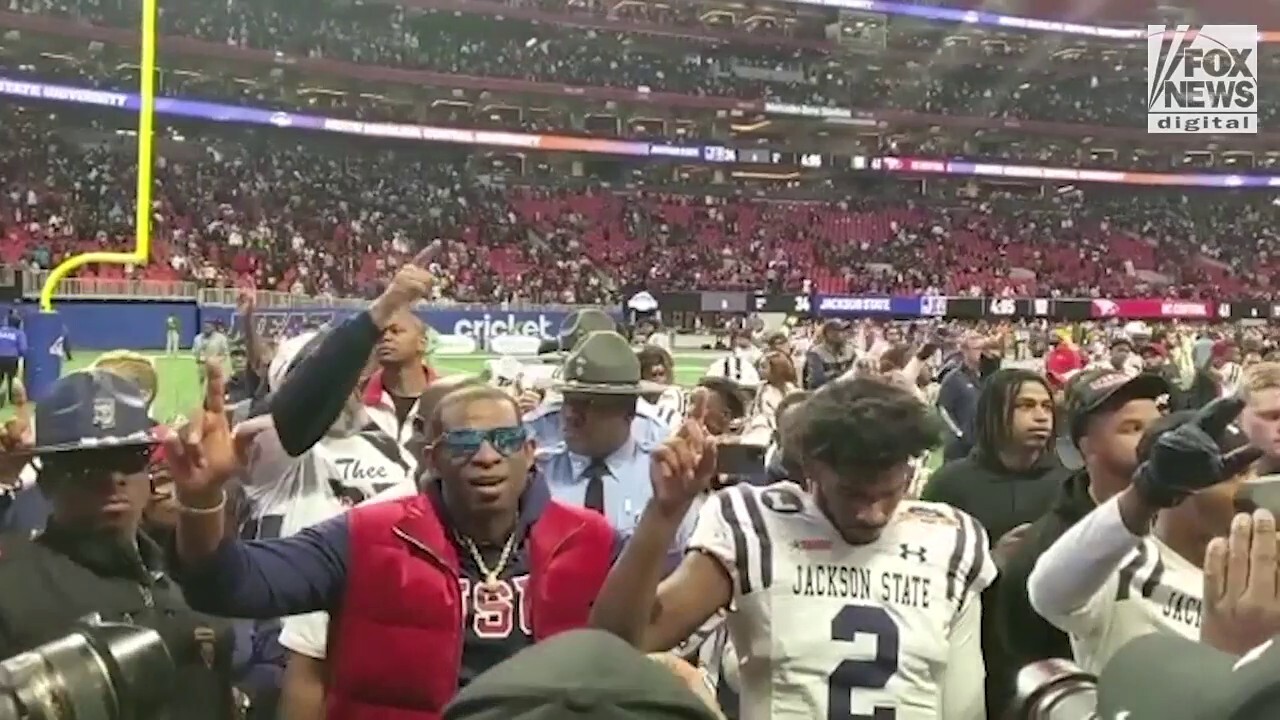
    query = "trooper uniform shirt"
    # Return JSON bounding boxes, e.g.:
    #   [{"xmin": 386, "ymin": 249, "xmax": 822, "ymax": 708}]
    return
[{"xmin": 0, "ymin": 526, "xmax": 236, "ymax": 720}]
